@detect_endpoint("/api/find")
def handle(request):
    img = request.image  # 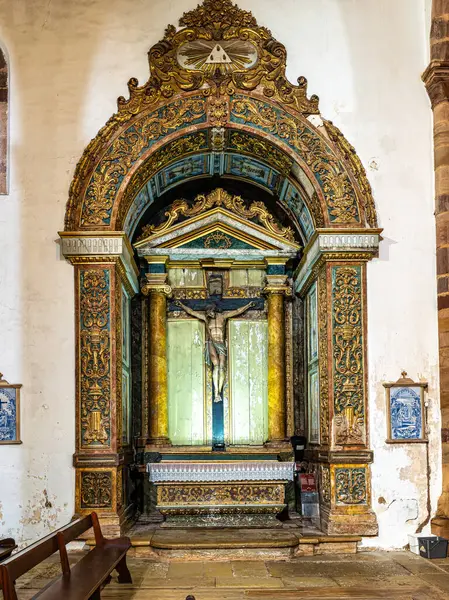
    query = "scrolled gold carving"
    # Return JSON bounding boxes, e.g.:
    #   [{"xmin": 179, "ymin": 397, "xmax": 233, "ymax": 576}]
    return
[
  {"xmin": 204, "ymin": 231, "xmax": 233, "ymax": 249},
  {"xmin": 118, "ymin": 132, "xmax": 208, "ymax": 229},
  {"xmin": 158, "ymin": 483, "xmax": 284, "ymax": 506},
  {"xmin": 318, "ymin": 267, "xmax": 330, "ymax": 445},
  {"xmin": 324, "ymin": 120, "xmax": 378, "ymax": 228},
  {"xmin": 319, "ymin": 465, "xmax": 331, "ymax": 505},
  {"xmin": 332, "ymin": 266, "xmax": 365, "ymax": 445},
  {"xmin": 335, "ymin": 467, "xmax": 367, "ymax": 505},
  {"xmin": 115, "ymin": 0, "xmax": 319, "ymax": 119},
  {"xmin": 142, "ymin": 284, "xmax": 172, "ymax": 297},
  {"xmin": 115, "ymin": 282, "xmax": 123, "ymax": 449},
  {"xmin": 139, "ymin": 187, "xmax": 296, "ymax": 242},
  {"xmin": 179, "ymin": 0, "xmax": 258, "ymax": 31},
  {"xmin": 79, "ymin": 269, "xmax": 111, "ymax": 447},
  {"xmin": 309, "ymin": 192, "xmax": 325, "ymax": 228},
  {"xmin": 80, "ymin": 471, "xmax": 113, "ymax": 509},
  {"xmin": 172, "ymin": 288, "xmax": 208, "ymax": 300},
  {"xmin": 81, "ymin": 97, "xmax": 207, "ymax": 227},
  {"xmin": 225, "ymin": 287, "xmax": 262, "ymax": 299},
  {"xmin": 228, "ymin": 131, "xmax": 293, "ymax": 176},
  {"xmin": 209, "ymin": 97, "xmax": 229, "ymax": 127},
  {"xmin": 173, "ymin": 287, "xmax": 262, "ymax": 300},
  {"xmin": 230, "ymin": 96, "xmax": 360, "ymax": 225},
  {"xmin": 117, "ymin": 468, "xmax": 123, "ymax": 509}
]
